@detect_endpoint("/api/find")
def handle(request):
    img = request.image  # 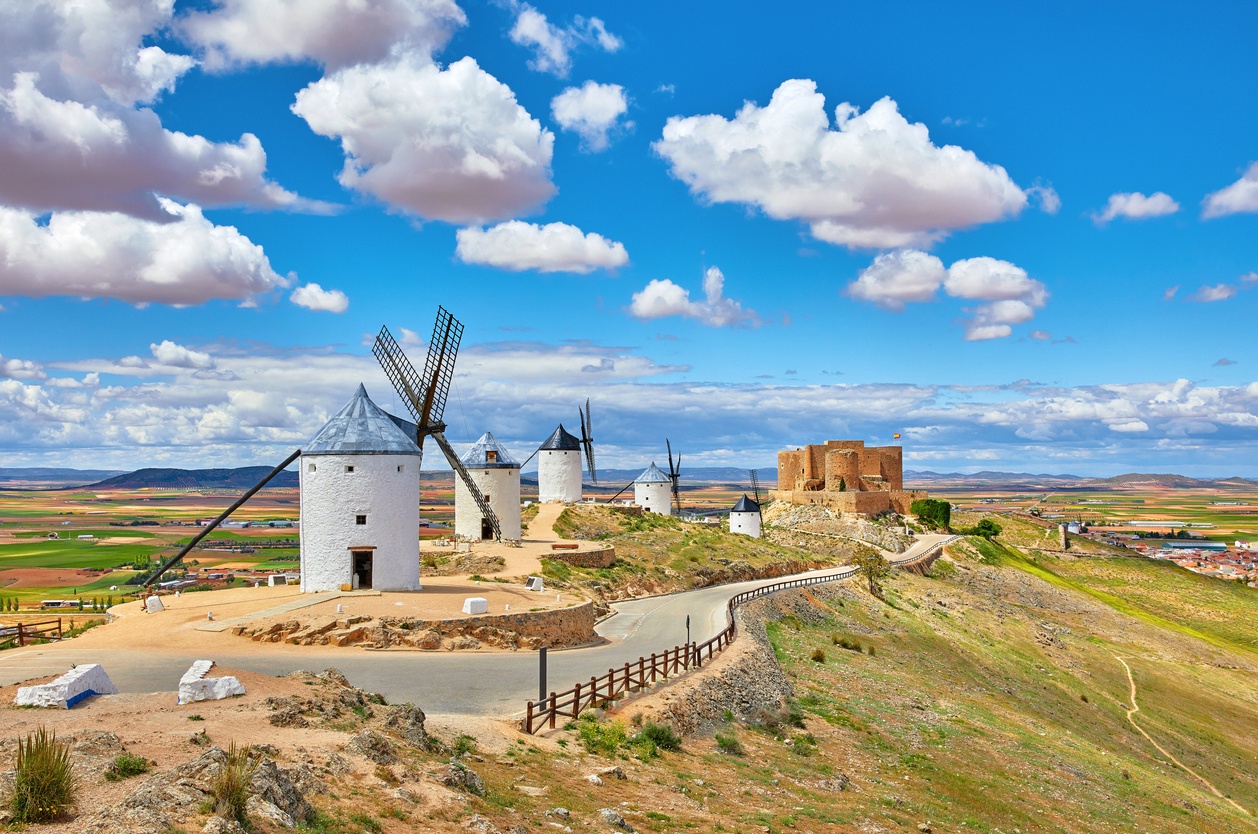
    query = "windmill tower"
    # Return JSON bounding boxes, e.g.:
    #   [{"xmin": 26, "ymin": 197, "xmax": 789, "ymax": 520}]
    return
[
  {"xmin": 455, "ymin": 432, "xmax": 522, "ymax": 540},
  {"xmin": 372, "ymin": 307, "xmax": 505, "ymax": 541},
  {"xmin": 537, "ymin": 424, "xmax": 582, "ymax": 503},
  {"xmin": 633, "ymin": 462, "xmax": 673, "ymax": 515},
  {"xmin": 536, "ymin": 399, "xmax": 598, "ymax": 503},
  {"xmin": 299, "ymin": 384, "xmax": 422, "ymax": 593},
  {"xmin": 729, "ymin": 495, "xmax": 762, "ymax": 538}
]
